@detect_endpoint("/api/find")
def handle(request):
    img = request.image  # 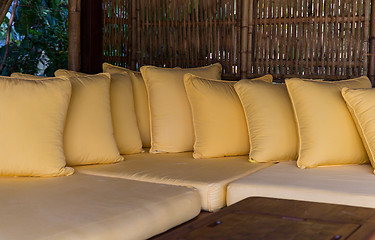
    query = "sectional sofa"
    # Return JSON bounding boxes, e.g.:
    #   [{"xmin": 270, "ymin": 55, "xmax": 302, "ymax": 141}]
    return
[{"xmin": 3, "ymin": 63, "xmax": 375, "ymax": 239}]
